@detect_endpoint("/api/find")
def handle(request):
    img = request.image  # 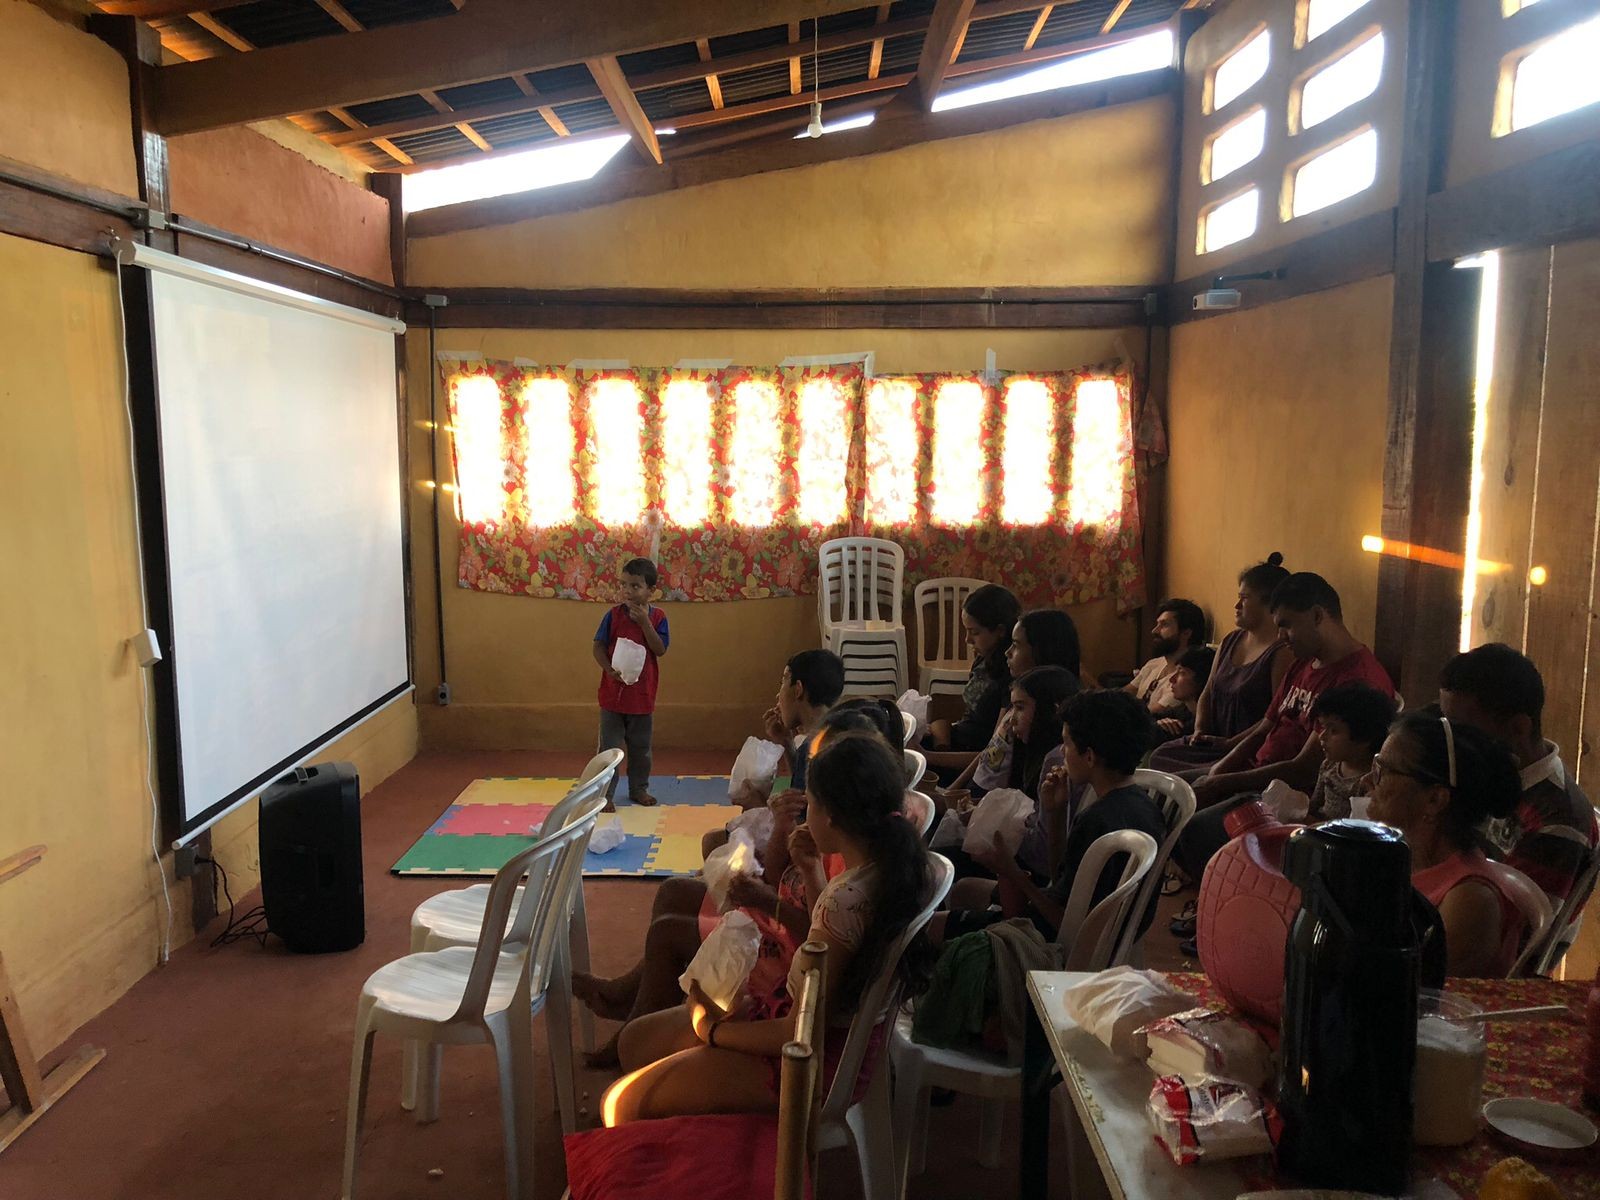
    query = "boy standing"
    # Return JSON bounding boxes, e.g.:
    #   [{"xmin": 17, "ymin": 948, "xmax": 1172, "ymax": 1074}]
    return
[{"xmin": 594, "ymin": 557, "xmax": 669, "ymax": 808}]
